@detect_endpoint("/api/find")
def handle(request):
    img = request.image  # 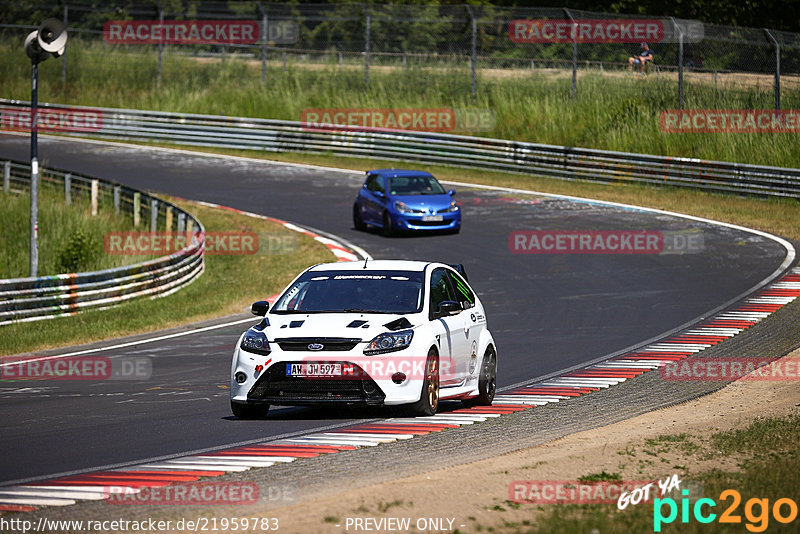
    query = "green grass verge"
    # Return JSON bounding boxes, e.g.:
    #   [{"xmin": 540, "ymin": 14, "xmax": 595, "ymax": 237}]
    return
[
  {"xmin": 0, "ymin": 197, "xmax": 335, "ymax": 356},
  {"xmin": 1, "ymin": 39, "xmax": 799, "ymax": 168},
  {"xmin": 500, "ymin": 415, "xmax": 800, "ymax": 534},
  {"xmin": 0, "ymin": 178, "xmax": 152, "ymax": 277}
]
